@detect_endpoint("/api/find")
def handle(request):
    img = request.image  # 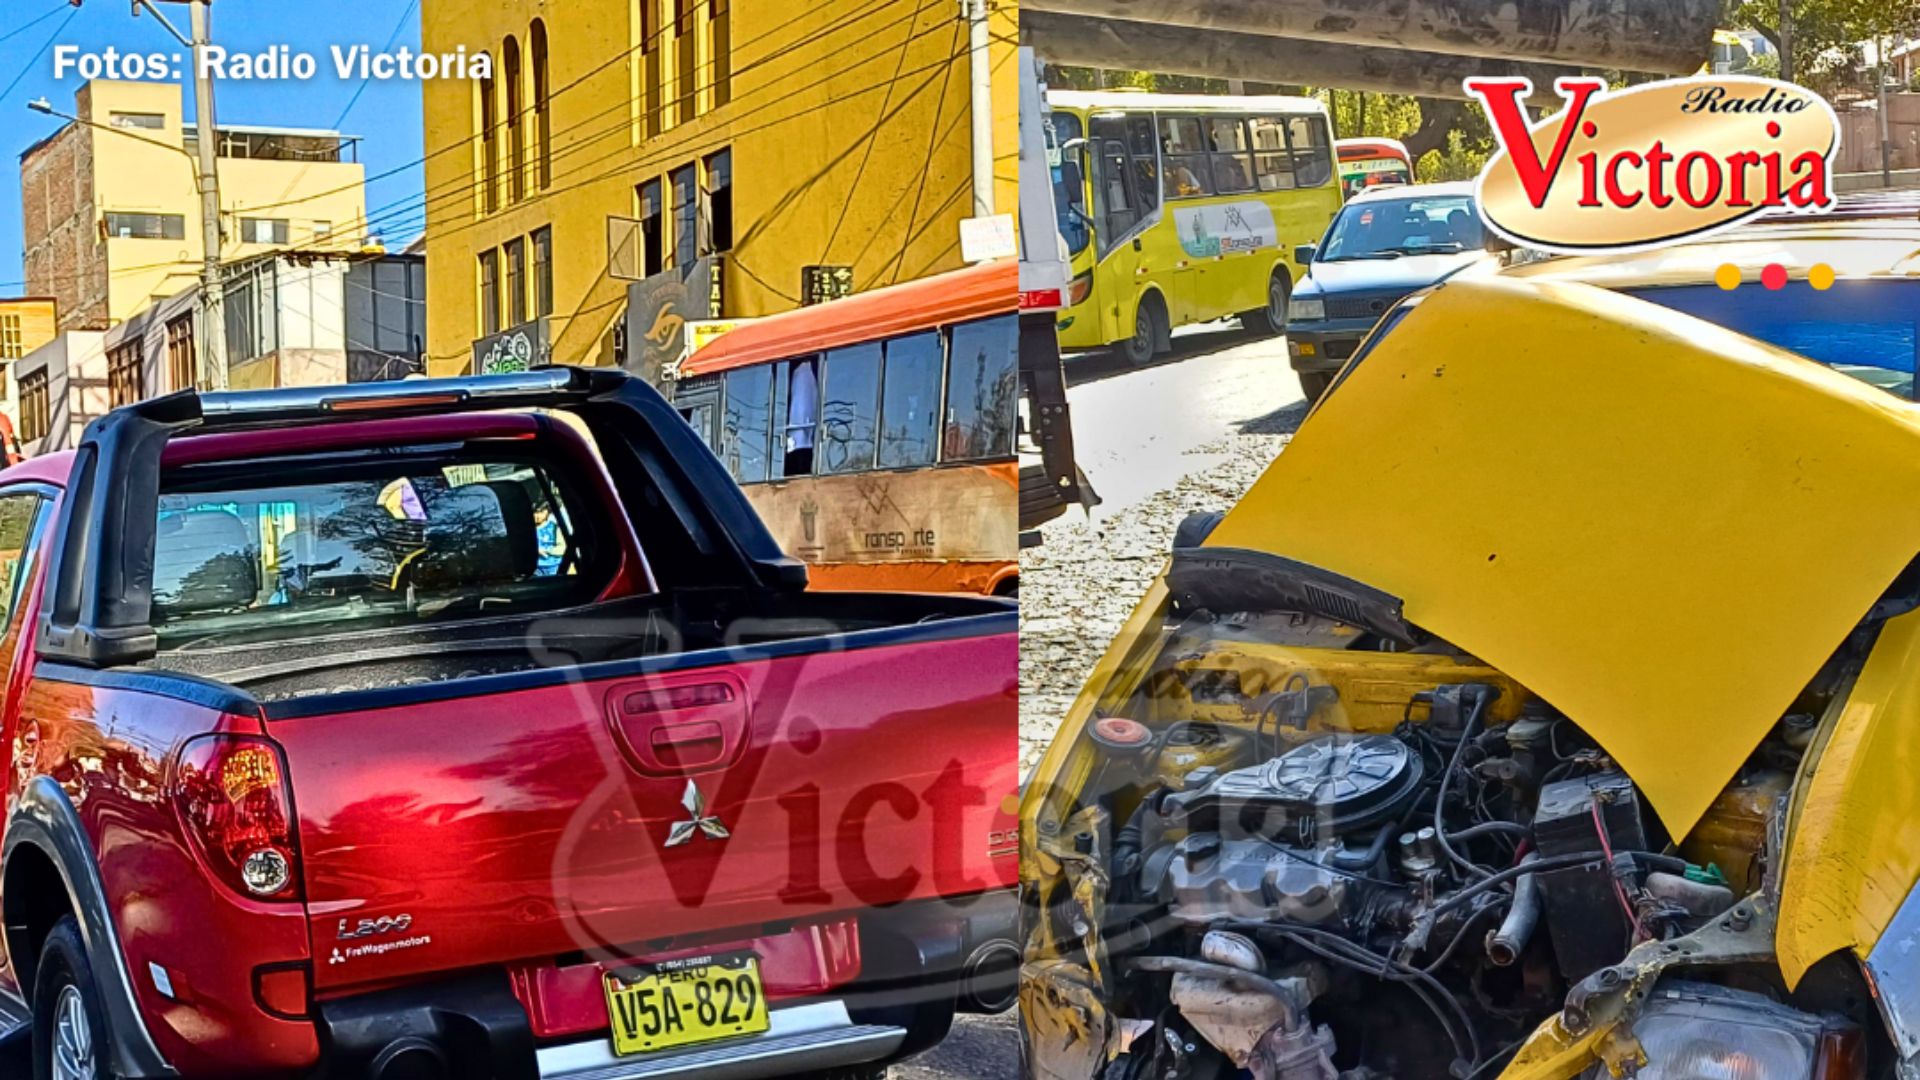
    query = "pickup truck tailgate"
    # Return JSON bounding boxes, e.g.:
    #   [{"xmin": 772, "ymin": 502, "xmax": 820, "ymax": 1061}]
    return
[{"xmin": 272, "ymin": 626, "xmax": 1016, "ymax": 989}]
